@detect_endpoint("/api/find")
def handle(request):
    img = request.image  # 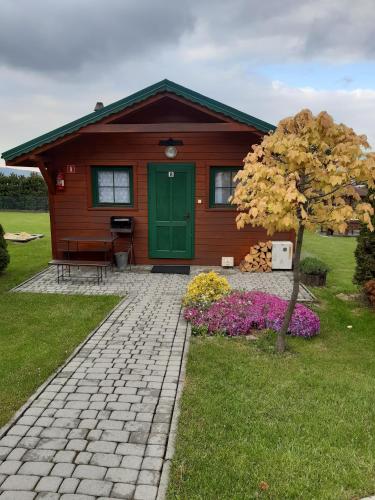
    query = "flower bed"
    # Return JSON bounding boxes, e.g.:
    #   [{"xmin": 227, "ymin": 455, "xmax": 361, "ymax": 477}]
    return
[{"xmin": 184, "ymin": 291, "xmax": 320, "ymax": 338}]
